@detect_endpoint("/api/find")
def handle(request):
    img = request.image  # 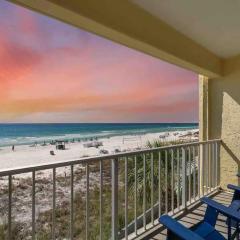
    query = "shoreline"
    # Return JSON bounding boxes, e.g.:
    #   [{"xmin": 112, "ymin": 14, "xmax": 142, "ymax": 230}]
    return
[
  {"xmin": 0, "ymin": 123, "xmax": 198, "ymax": 148},
  {"xmin": 0, "ymin": 129, "xmax": 198, "ymax": 170}
]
